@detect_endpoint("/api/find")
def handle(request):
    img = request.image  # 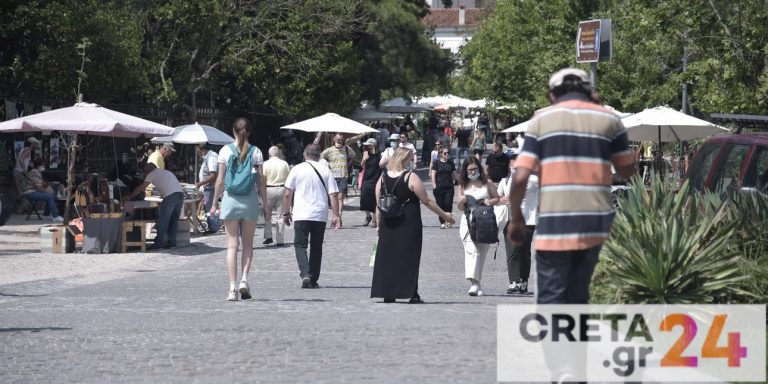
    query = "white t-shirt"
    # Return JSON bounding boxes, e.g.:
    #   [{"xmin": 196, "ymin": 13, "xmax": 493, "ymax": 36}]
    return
[
  {"xmin": 199, "ymin": 150, "xmax": 219, "ymax": 188},
  {"xmin": 144, "ymin": 168, "xmax": 182, "ymax": 197},
  {"xmin": 284, "ymin": 160, "xmax": 339, "ymax": 222},
  {"xmin": 217, "ymin": 144, "xmax": 264, "ymax": 168},
  {"xmin": 498, "ymin": 170, "xmax": 539, "ymax": 225}
]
